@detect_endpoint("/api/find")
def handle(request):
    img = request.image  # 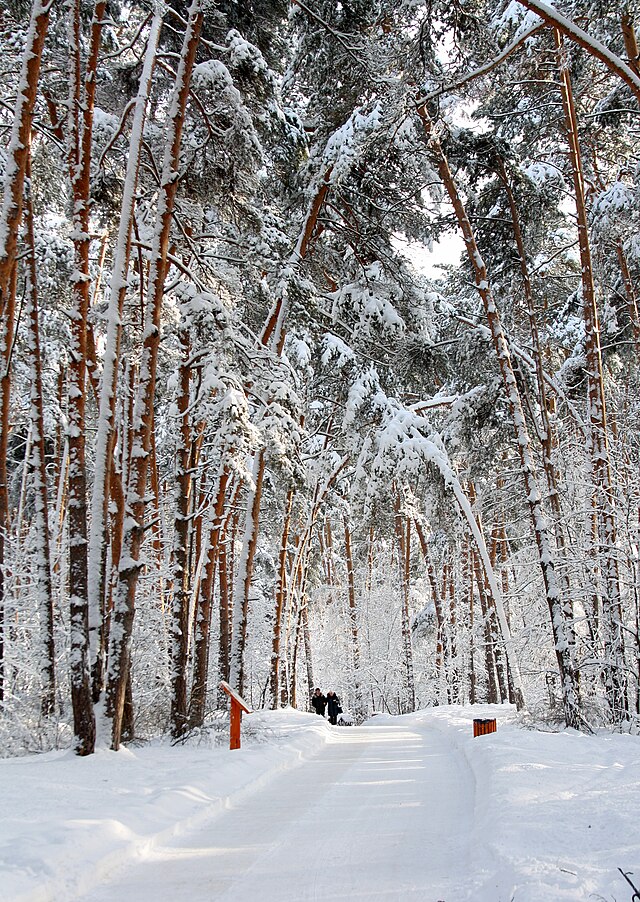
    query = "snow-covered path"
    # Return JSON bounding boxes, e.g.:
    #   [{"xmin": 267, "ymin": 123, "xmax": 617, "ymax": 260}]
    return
[
  {"xmin": 5, "ymin": 707, "xmax": 638, "ymax": 902},
  {"xmin": 79, "ymin": 721, "xmax": 475, "ymax": 902}
]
